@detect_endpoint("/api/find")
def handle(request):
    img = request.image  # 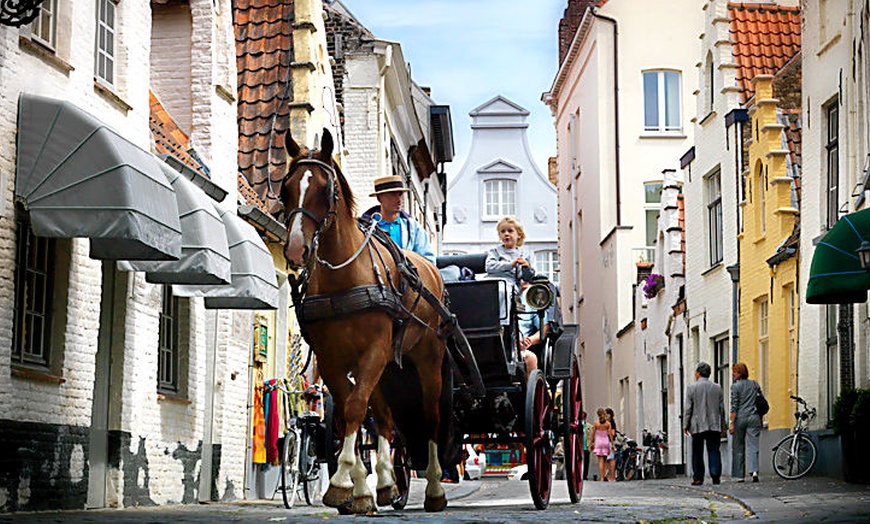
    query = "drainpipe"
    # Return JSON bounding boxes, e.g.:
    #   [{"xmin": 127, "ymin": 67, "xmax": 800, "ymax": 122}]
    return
[
  {"xmin": 592, "ymin": 9, "xmax": 621, "ymax": 225},
  {"xmin": 726, "ymin": 265, "xmax": 740, "ymax": 363}
]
